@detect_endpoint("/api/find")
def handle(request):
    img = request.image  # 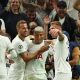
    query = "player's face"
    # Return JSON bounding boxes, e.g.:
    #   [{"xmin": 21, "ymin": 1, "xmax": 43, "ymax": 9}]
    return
[
  {"xmin": 34, "ymin": 32, "xmax": 44, "ymax": 43},
  {"xmin": 18, "ymin": 23, "xmax": 29, "ymax": 38},
  {"xmin": 49, "ymin": 24, "xmax": 61, "ymax": 38}
]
